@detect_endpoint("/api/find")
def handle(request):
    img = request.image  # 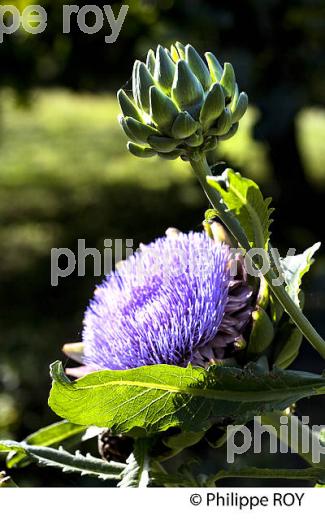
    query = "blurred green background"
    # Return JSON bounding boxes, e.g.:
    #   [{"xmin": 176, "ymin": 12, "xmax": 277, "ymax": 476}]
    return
[{"xmin": 0, "ymin": 0, "xmax": 325, "ymax": 486}]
